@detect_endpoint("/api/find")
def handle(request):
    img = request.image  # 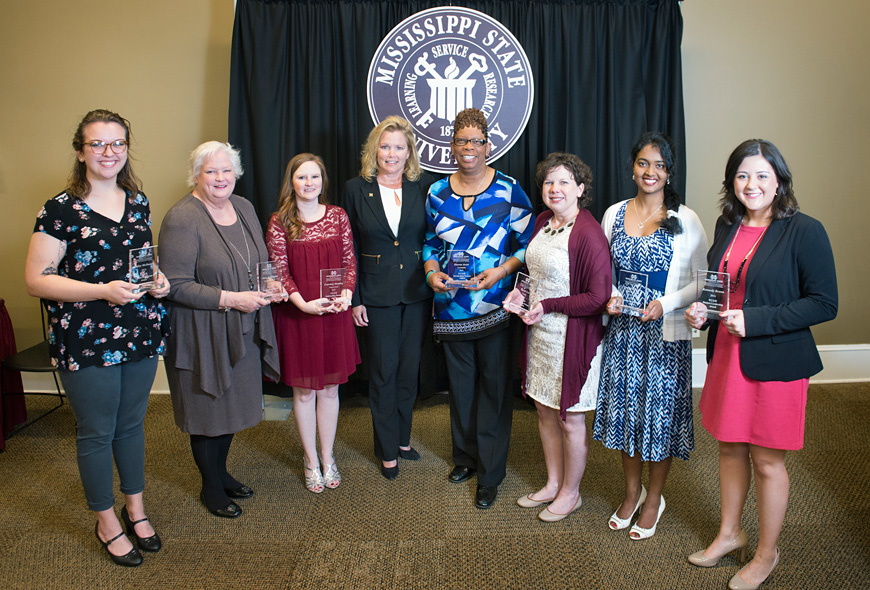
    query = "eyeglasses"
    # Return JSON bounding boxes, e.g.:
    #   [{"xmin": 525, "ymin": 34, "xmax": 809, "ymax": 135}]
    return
[
  {"xmin": 85, "ymin": 140, "xmax": 128, "ymax": 154},
  {"xmin": 452, "ymin": 138, "xmax": 487, "ymax": 147}
]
